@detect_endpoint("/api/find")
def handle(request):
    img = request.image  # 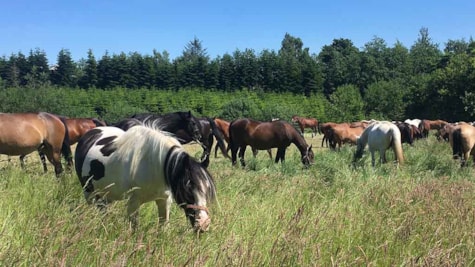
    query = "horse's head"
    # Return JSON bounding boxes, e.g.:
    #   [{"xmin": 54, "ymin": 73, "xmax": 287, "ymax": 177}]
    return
[
  {"xmin": 353, "ymin": 137, "xmax": 364, "ymax": 161},
  {"xmin": 291, "ymin": 115, "xmax": 299, "ymax": 122},
  {"xmin": 185, "ymin": 204, "xmax": 211, "ymax": 232},
  {"xmin": 182, "ymin": 111, "xmax": 202, "ymax": 142},
  {"xmin": 301, "ymin": 145, "xmax": 314, "ymax": 167}
]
